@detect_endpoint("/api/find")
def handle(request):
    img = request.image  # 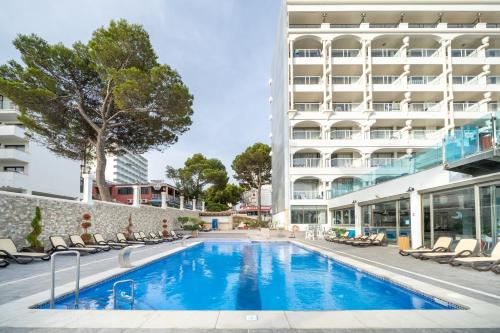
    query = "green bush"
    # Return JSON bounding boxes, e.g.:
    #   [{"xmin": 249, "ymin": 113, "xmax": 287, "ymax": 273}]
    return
[
  {"xmin": 26, "ymin": 207, "xmax": 43, "ymax": 248},
  {"xmin": 178, "ymin": 216, "xmax": 203, "ymax": 231}
]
